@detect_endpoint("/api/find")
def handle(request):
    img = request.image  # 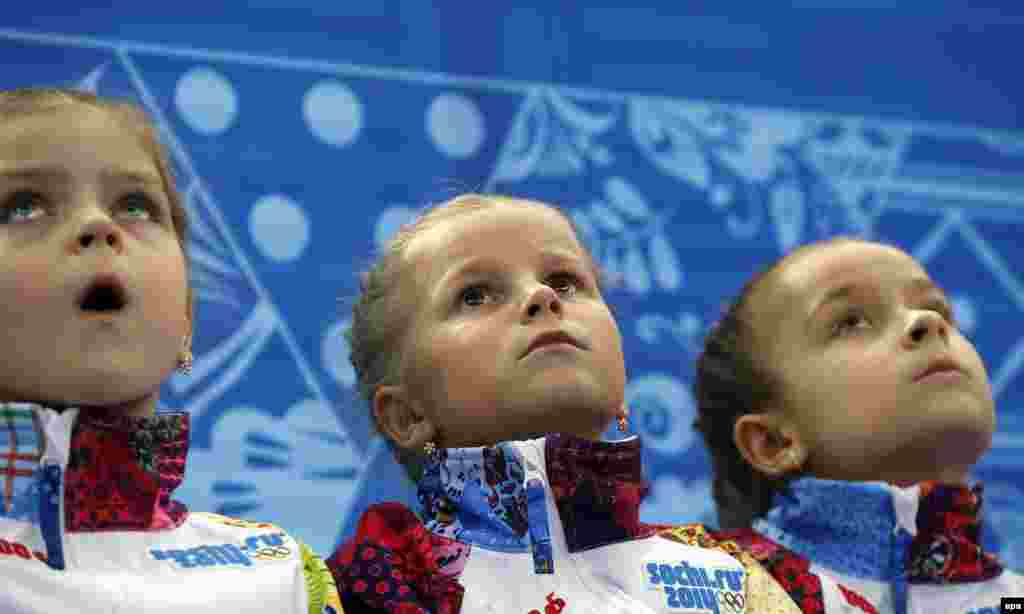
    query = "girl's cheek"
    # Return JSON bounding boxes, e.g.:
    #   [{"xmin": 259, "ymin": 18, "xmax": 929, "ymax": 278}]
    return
[
  {"xmin": 2, "ymin": 258, "xmax": 60, "ymax": 304},
  {"xmin": 124, "ymin": 221, "xmax": 167, "ymax": 243}
]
